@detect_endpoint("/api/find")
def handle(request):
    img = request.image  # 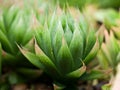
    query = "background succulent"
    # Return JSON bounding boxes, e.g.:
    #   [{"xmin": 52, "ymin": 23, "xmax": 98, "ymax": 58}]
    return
[
  {"xmin": 0, "ymin": 5, "xmax": 43, "ymax": 89},
  {"xmin": 0, "ymin": 5, "xmax": 34, "ymax": 67},
  {"xmin": 97, "ymin": 30, "xmax": 120, "ymax": 74}
]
